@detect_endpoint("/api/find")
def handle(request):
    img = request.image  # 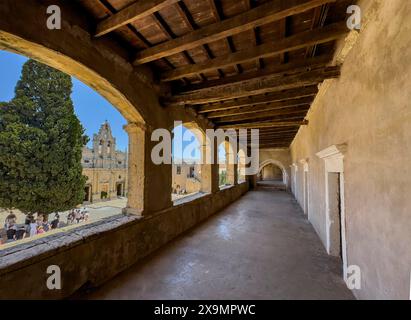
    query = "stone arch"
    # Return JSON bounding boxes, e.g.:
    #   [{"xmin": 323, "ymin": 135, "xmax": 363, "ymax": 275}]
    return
[
  {"xmin": 0, "ymin": 3, "xmax": 148, "ymax": 124},
  {"xmin": 217, "ymin": 139, "xmax": 236, "ymax": 188},
  {"xmin": 0, "ymin": 29, "xmax": 152, "ymax": 215},
  {"xmin": 258, "ymin": 159, "xmax": 289, "ymax": 187},
  {"xmin": 171, "ymin": 121, "xmax": 211, "ymax": 198},
  {"xmin": 237, "ymin": 148, "xmax": 247, "ymax": 183}
]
